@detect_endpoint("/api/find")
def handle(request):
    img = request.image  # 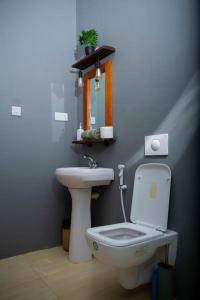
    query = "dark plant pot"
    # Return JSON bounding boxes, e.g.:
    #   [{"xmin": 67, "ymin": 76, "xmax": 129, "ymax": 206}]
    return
[{"xmin": 85, "ymin": 45, "xmax": 96, "ymax": 55}]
